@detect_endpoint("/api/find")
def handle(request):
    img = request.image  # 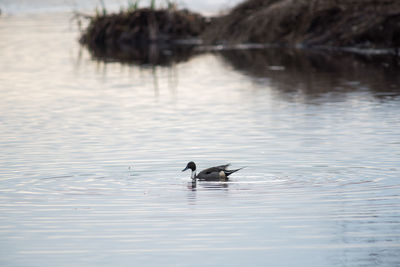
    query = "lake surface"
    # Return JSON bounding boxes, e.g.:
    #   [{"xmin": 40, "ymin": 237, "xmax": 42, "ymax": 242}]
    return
[{"xmin": 1, "ymin": 10, "xmax": 400, "ymax": 267}]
